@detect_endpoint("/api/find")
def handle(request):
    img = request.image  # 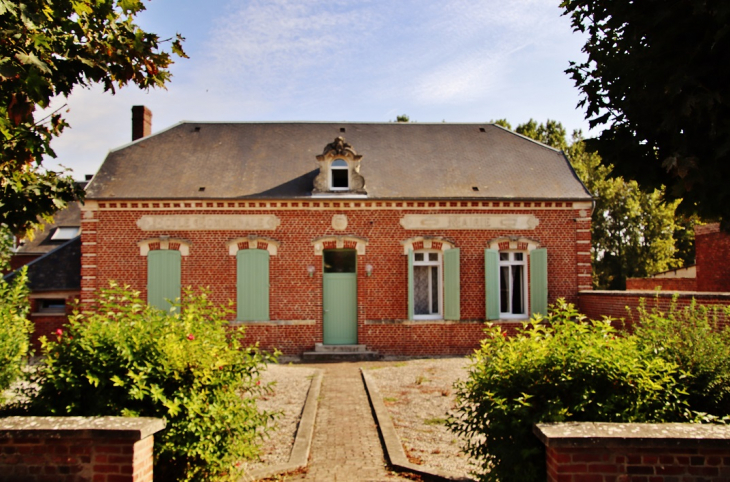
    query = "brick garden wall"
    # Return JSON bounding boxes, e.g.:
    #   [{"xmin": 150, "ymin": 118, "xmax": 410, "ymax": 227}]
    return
[
  {"xmin": 578, "ymin": 290, "xmax": 730, "ymax": 331},
  {"xmin": 535, "ymin": 423, "xmax": 730, "ymax": 482},
  {"xmin": 696, "ymin": 223, "xmax": 730, "ymax": 292},
  {"xmin": 81, "ymin": 199, "xmax": 591, "ymax": 355},
  {"xmin": 0, "ymin": 417, "xmax": 164, "ymax": 482},
  {"xmin": 625, "ymin": 277, "xmax": 697, "ymax": 291}
]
